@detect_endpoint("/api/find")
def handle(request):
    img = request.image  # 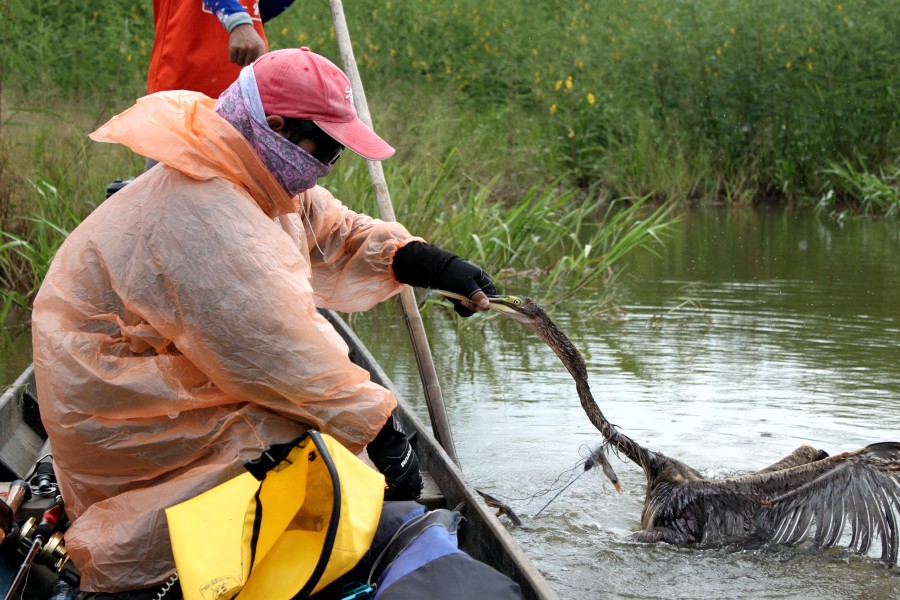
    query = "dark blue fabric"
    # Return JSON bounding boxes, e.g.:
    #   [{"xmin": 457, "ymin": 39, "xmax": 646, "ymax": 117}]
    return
[
  {"xmin": 202, "ymin": 0, "xmax": 295, "ymax": 23},
  {"xmin": 341, "ymin": 501, "xmax": 425, "ymax": 586},
  {"xmin": 342, "ymin": 502, "xmax": 520, "ymax": 600},
  {"xmin": 375, "ymin": 526, "xmax": 464, "ymax": 596},
  {"xmin": 375, "ymin": 553, "xmax": 522, "ymax": 600}
]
